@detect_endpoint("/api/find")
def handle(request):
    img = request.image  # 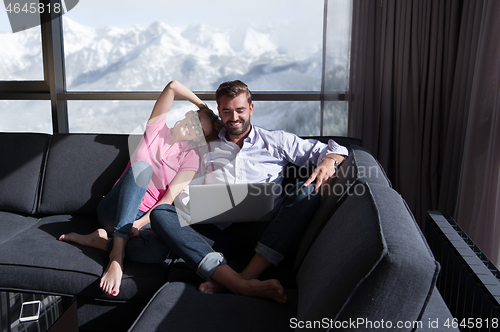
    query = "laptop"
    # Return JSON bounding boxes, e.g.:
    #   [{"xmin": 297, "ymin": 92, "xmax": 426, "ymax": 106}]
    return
[{"xmin": 188, "ymin": 182, "xmax": 276, "ymax": 224}]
